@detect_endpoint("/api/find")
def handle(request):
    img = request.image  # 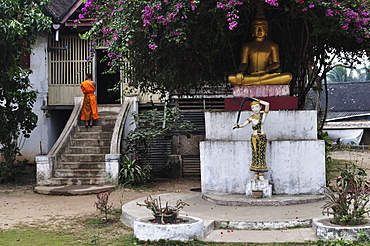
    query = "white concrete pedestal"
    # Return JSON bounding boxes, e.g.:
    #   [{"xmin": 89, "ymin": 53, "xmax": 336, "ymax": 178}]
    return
[
  {"xmin": 200, "ymin": 111, "xmax": 326, "ymax": 195},
  {"xmin": 246, "ymin": 179, "xmax": 272, "ymax": 198}
]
